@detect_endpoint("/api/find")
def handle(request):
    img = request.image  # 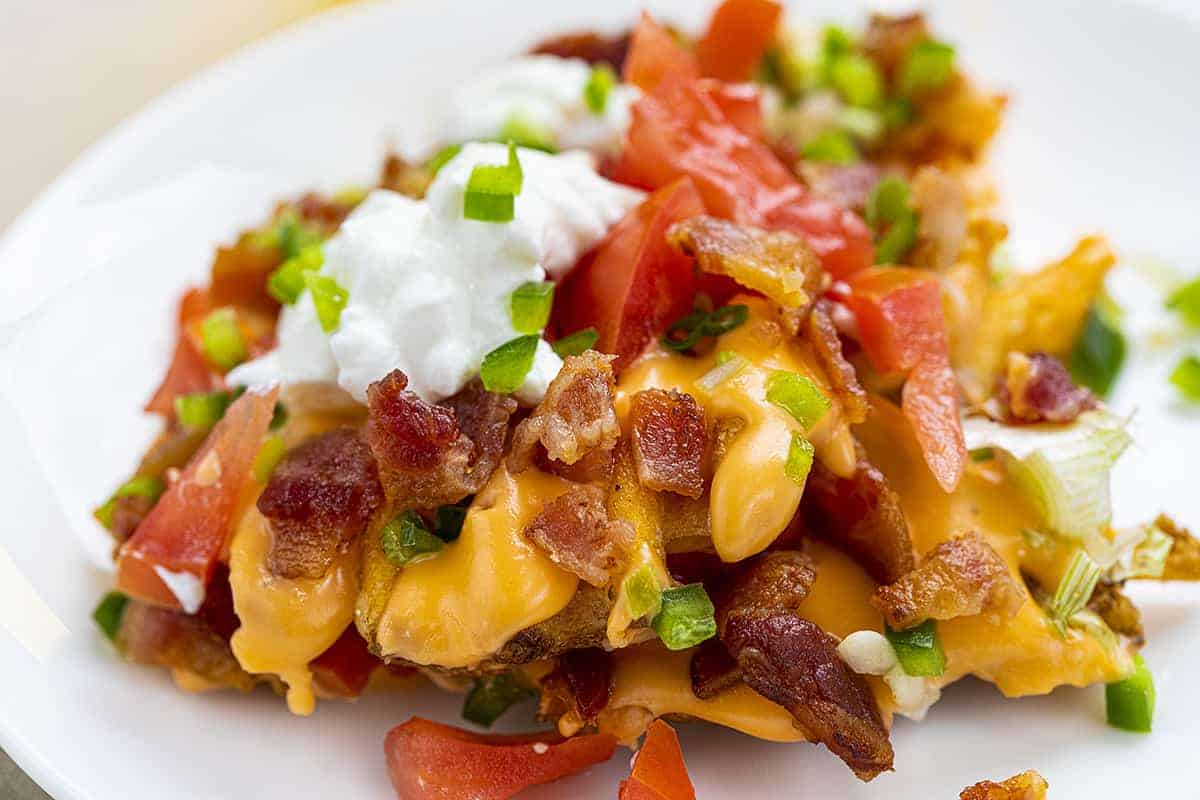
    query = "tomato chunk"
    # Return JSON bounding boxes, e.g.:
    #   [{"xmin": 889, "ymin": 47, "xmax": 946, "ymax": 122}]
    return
[
  {"xmin": 310, "ymin": 625, "xmax": 381, "ymax": 698},
  {"xmin": 117, "ymin": 385, "xmax": 279, "ymax": 610},
  {"xmin": 844, "ymin": 267, "xmax": 965, "ymax": 491},
  {"xmin": 384, "ymin": 717, "xmax": 617, "ymax": 800},
  {"xmin": 623, "ymin": 12, "xmax": 699, "ymax": 92},
  {"xmin": 554, "ymin": 178, "xmax": 705, "ymax": 371},
  {"xmin": 618, "ymin": 720, "xmax": 696, "ymax": 800},
  {"xmin": 145, "ymin": 289, "xmax": 223, "ymax": 416},
  {"xmin": 696, "ymin": 0, "xmax": 782, "ymax": 82}
]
